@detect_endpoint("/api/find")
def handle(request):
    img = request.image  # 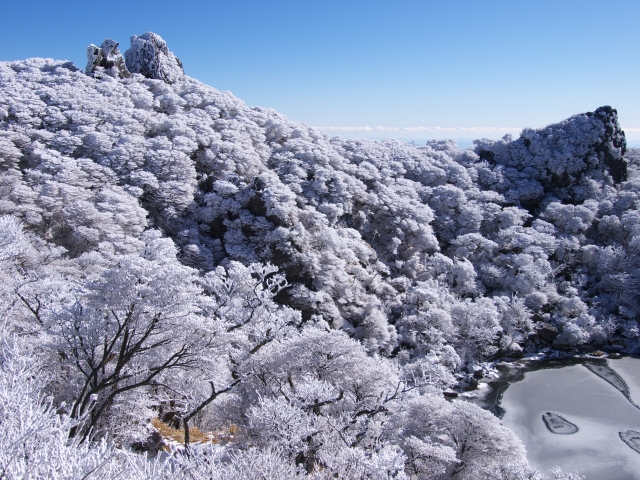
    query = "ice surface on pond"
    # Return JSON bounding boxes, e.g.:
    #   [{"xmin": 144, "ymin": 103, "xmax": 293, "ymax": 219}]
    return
[
  {"xmin": 499, "ymin": 358, "xmax": 640, "ymax": 480},
  {"xmin": 542, "ymin": 412, "xmax": 579, "ymax": 434}
]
